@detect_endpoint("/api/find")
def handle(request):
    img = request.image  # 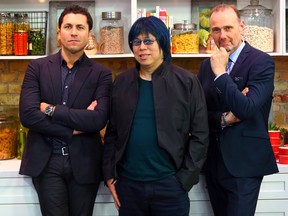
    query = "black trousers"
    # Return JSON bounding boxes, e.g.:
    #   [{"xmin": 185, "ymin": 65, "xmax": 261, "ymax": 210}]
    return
[
  {"xmin": 32, "ymin": 155, "xmax": 100, "ymax": 216},
  {"xmin": 205, "ymin": 145, "xmax": 263, "ymax": 216},
  {"xmin": 116, "ymin": 175, "xmax": 190, "ymax": 216}
]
